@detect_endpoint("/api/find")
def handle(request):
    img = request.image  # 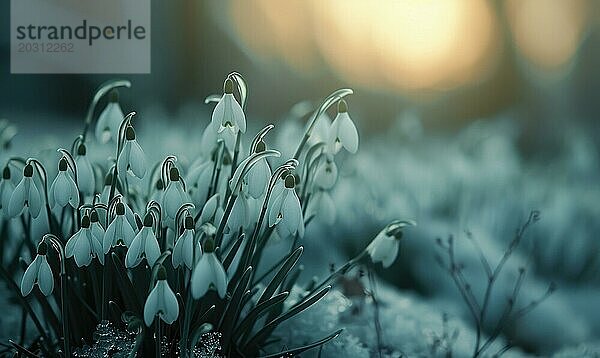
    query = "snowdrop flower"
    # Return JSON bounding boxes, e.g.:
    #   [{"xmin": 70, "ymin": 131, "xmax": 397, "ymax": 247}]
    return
[
  {"xmin": 198, "ymin": 193, "xmax": 219, "ymax": 225},
  {"xmin": 89, "ymin": 211, "xmax": 105, "ymax": 254},
  {"xmin": 66, "ymin": 215, "xmax": 103, "ymax": 267},
  {"xmin": 366, "ymin": 220, "xmax": 415, "ymax": 268},
  {"xmin": 103, "ymin": 202, "xmax": 136, "ymax": 253},
  {"xmin": 268, "ymin": 174, "xmax": 304, "ymax": 238},
  {"xmin": 313, "ymin": 155, "xmax": 338, "ymax": 190},
  {"xmin": 49, "ymin": 158, "xmax": 80, "ymax": 209},
  {"xmin": 126, "ymin": 213, "xmax": 161, "ymax": 268},
  {"xmin": 21, "ymin": 242, "xmax": 54, "ymax": 296},
  {"xmin": 187, "ymin": 160, "xmax": 214, "ymax": 206},
  {"xmin": 200, "ymin": 120, "xmax": 236, "ymax": 156},
  {"xmin": 75, "ymin": 144, "xmax": 95, "ymax": 196},
  {"xmin": 212, "ymin": 78, "xmax": 246, "ymax": 135},
  {"xmin": 117, "ymin": 126, "xmax": 146, "ymax": 179},
  {"xmin": 245, "ymin": 141, "xmax": 271, "ymax": 199},
  {"xmin": 191, "ymin": 238, "xmax": 227, "ymax": 299},
  {"xmin": 328, "ymin": 99, "xmax": 358, "ymax": 154},
  {"xmin": 306, "ymin": 189, "xmax": 336, "ymax": 225},
  {"xmin": 143, "ymin": 265, "xmax": 179, "ymax": 326},
  {"xmin": 0, "ymin": 166, "xmax": 16, "ymax": 216},
  {"xmin": 8, "ymin": 164, "xmax": 42, "ymax": 218},
  {"xmin": 172, "ymin": 215, "xmax": 197, "ymax": 270},
  {"xmin": 95, "ymin": 89, "xmax": 124, "ymax": 143},
  {"xmin": 162, "ymin": 167, "xmax": 191, "ymax": 224},
  {"xmin": 228, "ymin": 189, "xmax": 252, "ymax": 232}
]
